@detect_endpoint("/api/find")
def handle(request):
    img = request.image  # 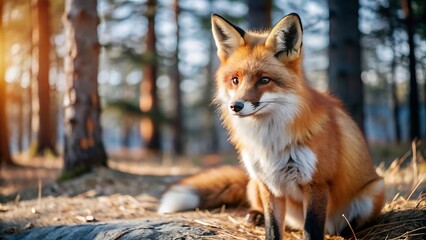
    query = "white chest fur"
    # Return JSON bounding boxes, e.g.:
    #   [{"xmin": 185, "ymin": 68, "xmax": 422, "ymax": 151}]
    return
[
  {"xmin": 232, "ymin": 113, "xmax": 317, "ymax": 200},
  {"xmin": 241, "ymin": 144, "xmax": 317, "ymax": 200}
]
